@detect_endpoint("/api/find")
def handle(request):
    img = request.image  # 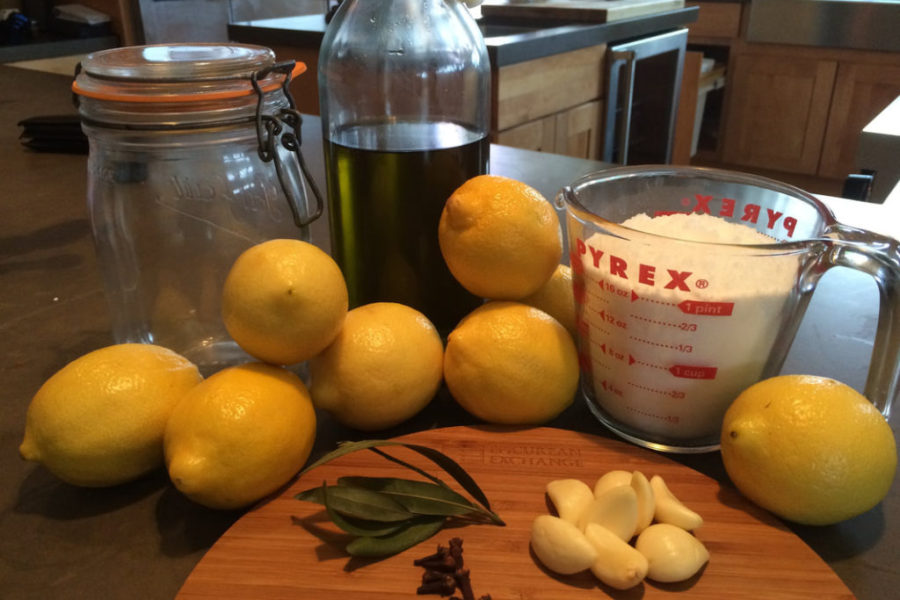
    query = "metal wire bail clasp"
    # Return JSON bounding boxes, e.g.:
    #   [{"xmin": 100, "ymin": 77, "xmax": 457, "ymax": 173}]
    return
[{"xmin": 251, "ymin": 61, "xmax": 324, "ymax": 228}]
